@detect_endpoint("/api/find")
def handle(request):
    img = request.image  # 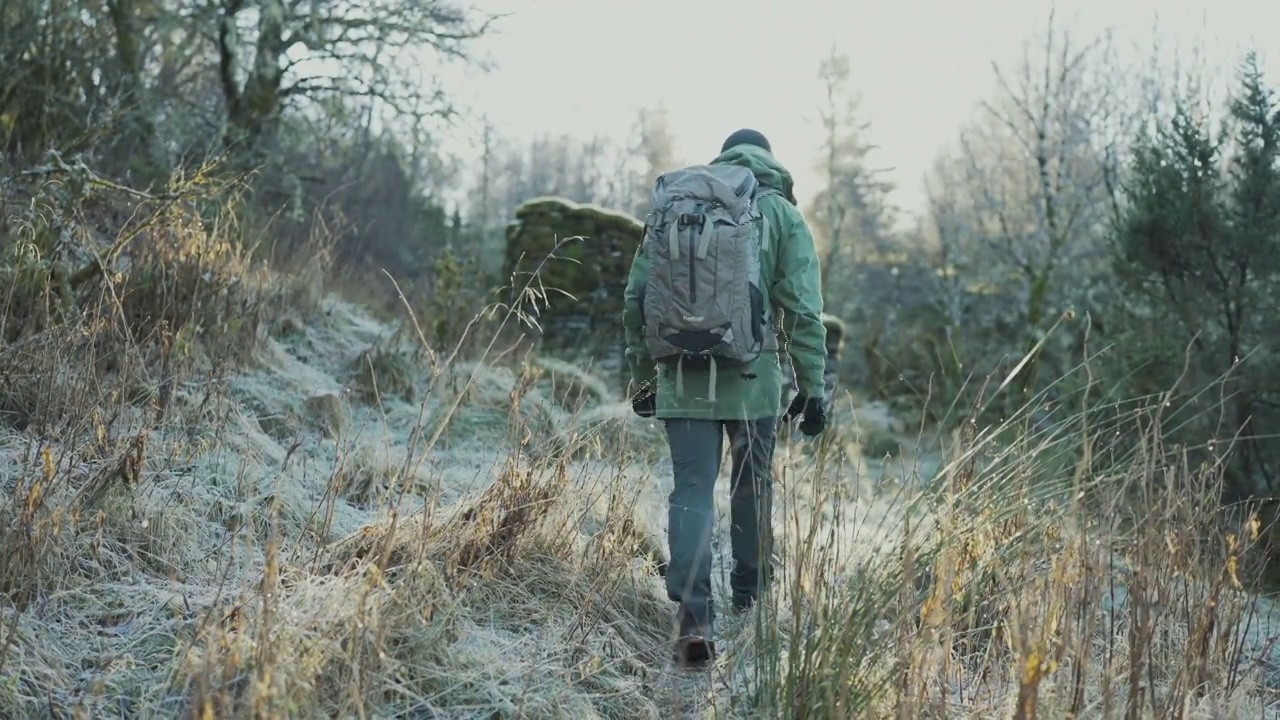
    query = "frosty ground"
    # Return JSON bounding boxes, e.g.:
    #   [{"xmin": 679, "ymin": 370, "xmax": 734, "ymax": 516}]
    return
[{"xmin": 2, "ymin": 292, "xmax": 1279, "ymax": 718}]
